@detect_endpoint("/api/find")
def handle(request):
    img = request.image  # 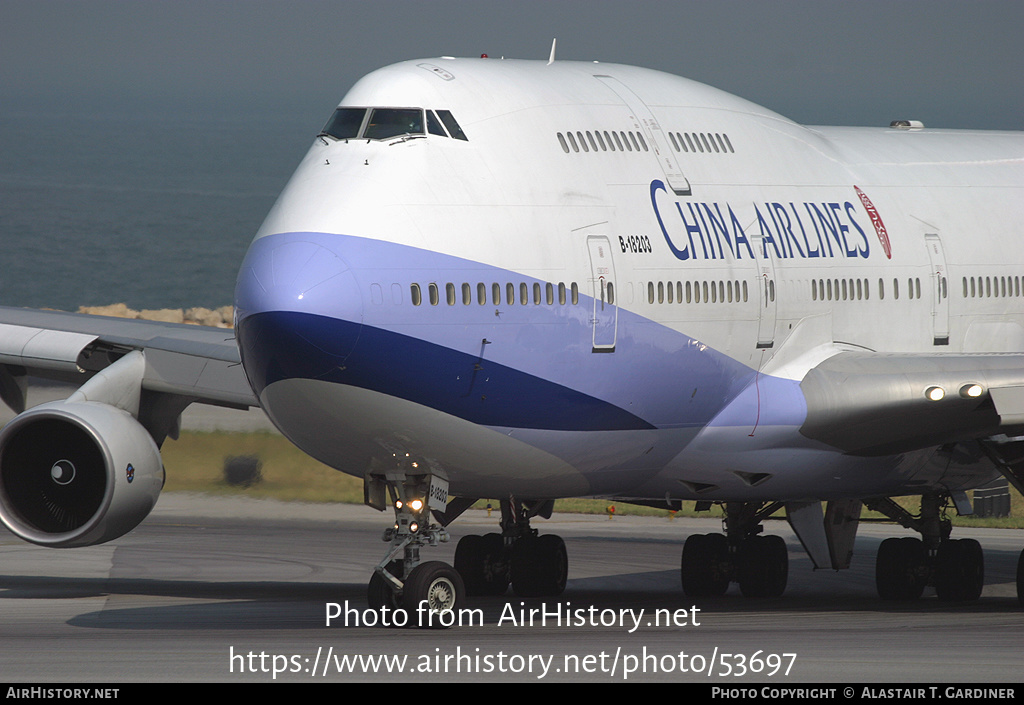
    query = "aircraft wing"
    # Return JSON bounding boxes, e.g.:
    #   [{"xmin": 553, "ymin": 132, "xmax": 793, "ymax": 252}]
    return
[
  {"xmin": 0, "ymin": 305, "xmax": 255, "ymax": 421},
  {"xmin": 799, "ymin": 351, "xmax": 1024, "ymax": 456}
]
